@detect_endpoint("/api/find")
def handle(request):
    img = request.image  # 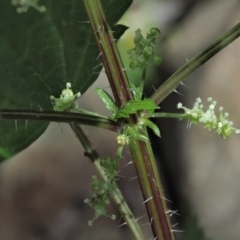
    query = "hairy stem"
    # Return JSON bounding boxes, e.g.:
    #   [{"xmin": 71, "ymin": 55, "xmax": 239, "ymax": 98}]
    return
[
  {"xmin": 139, "ymin": 67, "xmax": 147, "ymax": 96},
  {"xmin": 70, "ymin": 123, "xmax": 145, "ymax": 240},
  {"xmin": 152, "ymin": 112, "xmax": 185, "ymax": 119},
  {"xmin": 83, "ymin": 1, "xmax": 175, "ymax": 239},
  {"xmin": 83, "ymin": 0, "xmax": 133, "ymax": 109},
  {"xmin": 150, "ymin": 21, "xmax": 240, "ymax": 105},
  {"xmin": 0, "ymin": 109, "xmax": 120, "ymax": 132},
  {"xmin": 129, "ymin": 135, "xmax": 175, "ymax": 240}
]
